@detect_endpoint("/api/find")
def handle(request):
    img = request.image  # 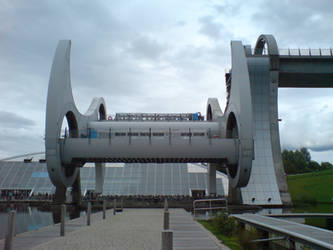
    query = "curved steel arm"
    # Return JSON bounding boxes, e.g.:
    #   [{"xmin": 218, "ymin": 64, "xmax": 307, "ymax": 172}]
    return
[{"xmin": 45, "ymin": 40, "xmax": 106, "ymax": 188}]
